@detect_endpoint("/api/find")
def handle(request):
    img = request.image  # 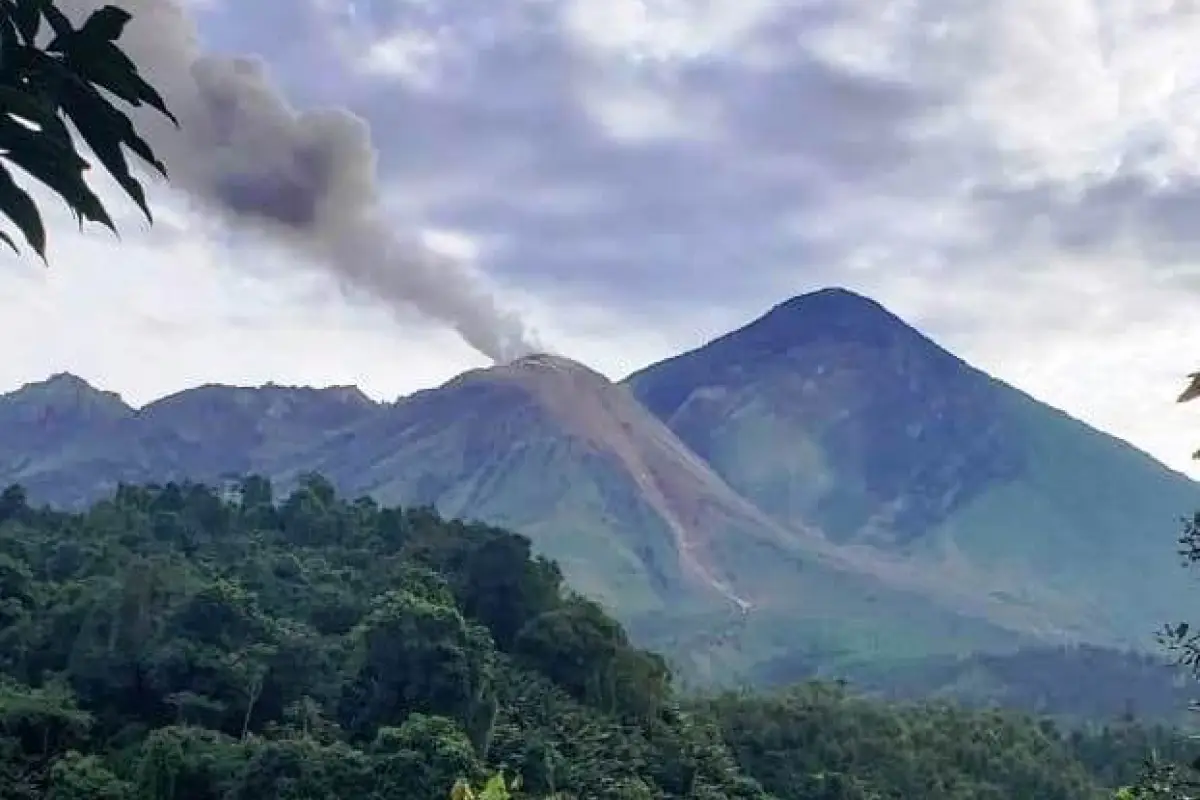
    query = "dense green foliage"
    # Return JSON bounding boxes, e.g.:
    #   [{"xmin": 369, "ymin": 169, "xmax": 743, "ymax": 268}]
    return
[
  {"xmin": 0, "ymin": 475, "xmax": 1191, "ymax": 798},
  {"xmin": 0, "ymin": 475, "xmax": 757, "ymax": 799},
  {"xmin": 747, "ymin": 645, "xmax": 1194, "ymax": 728},
  {"xmin": 699, "ymin": 685, "xmax": 1198, "ymax": 800},
  {"xmin": 1118, "ymin": 510, "xmax": 1200, "ymax": 797},
  {"xmin": 0, "ymin": 0, "xmax": 175, "ymax": 258}
]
